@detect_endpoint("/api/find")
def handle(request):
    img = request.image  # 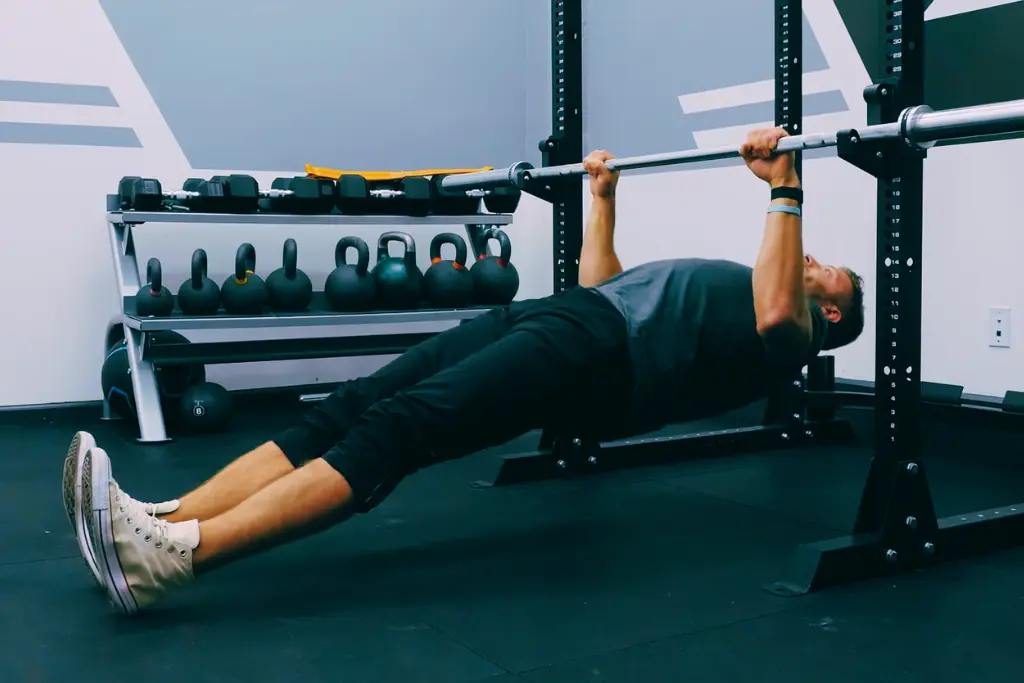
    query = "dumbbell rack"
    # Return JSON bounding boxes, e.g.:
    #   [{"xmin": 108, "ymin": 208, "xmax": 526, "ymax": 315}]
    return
[{"xmin": 105, "ymin": 195, "xmax": 512, "ymax": 443}]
